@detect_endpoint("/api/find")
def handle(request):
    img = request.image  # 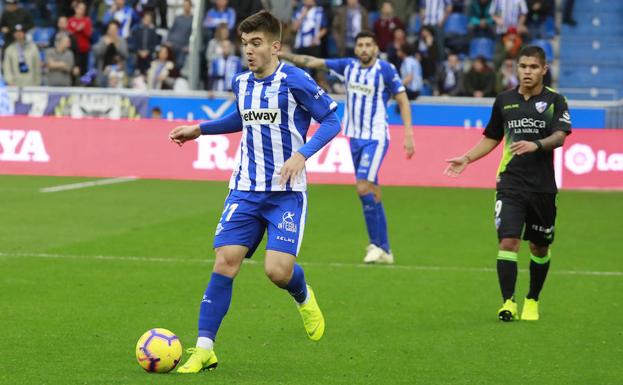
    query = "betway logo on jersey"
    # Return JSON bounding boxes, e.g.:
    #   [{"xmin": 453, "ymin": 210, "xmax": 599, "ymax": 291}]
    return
[
  {"xmin": 241, "ymin": 109, "xmax": 281, "ymax": 125},
  {"xmin": 348, "ymin": 82, "xmax": 374, "ymax": 97},
  {"xmin": 0, "ymin": 129, "xmax": 50, "ymax": 162}
]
